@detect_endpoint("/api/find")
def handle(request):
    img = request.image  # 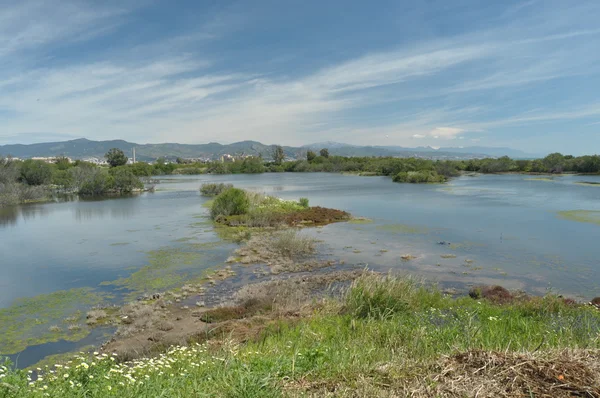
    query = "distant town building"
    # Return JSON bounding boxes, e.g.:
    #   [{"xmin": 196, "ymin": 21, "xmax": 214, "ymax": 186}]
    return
[
  {"xmin": 31, "ymin": 156, "xmax": 73, "ymax": 164},
  {"xmin": 81, "ymin": 157, "xmax": 108, "ymax": 166}
]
